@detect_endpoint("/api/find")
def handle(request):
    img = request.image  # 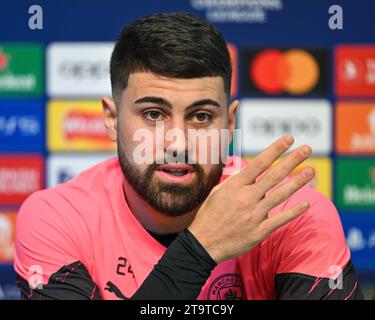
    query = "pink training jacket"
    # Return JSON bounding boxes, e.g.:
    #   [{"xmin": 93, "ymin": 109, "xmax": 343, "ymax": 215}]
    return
[{"xmin": 14, "ymin": 156, "xmax": 359, "ymax": 300}]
